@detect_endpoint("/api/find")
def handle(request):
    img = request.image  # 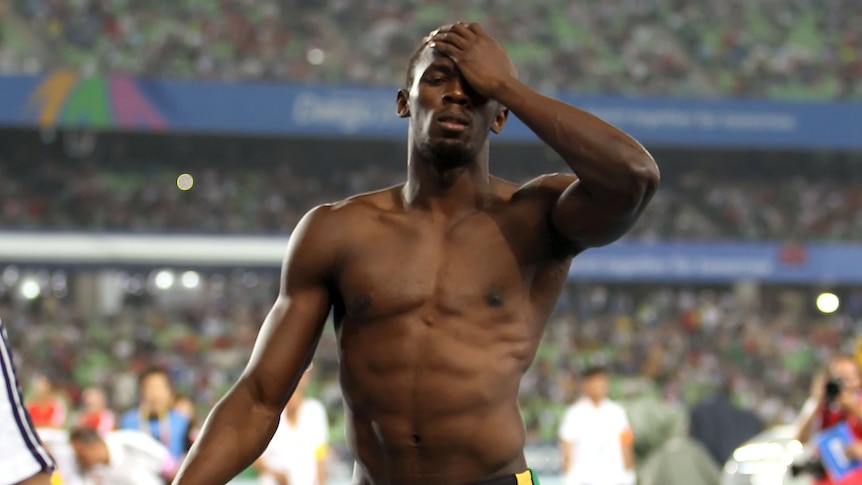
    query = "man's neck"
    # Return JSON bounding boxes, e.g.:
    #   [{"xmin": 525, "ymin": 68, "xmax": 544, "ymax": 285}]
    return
[{"xmin": 403, "ymin": 156, "xmax": 493, "ymax": 219}]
